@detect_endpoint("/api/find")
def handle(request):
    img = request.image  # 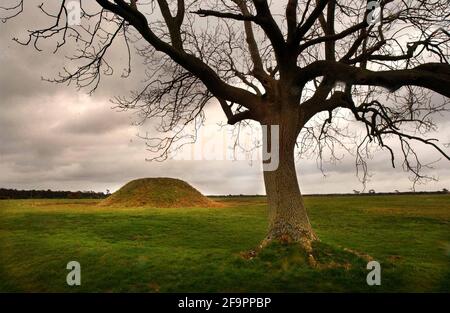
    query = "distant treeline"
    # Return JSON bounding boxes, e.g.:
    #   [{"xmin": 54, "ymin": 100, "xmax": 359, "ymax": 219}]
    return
[
  {"xmin": 0, "ymin": 188, "xmax": 108, "ymax": 200},
  {"xmin": 302, "ymin": 190, "xmax": 450, "ymax": 197},
  {"xmin": 209, "ymin": 190, "xmax": 449, "ymax": 197}
]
